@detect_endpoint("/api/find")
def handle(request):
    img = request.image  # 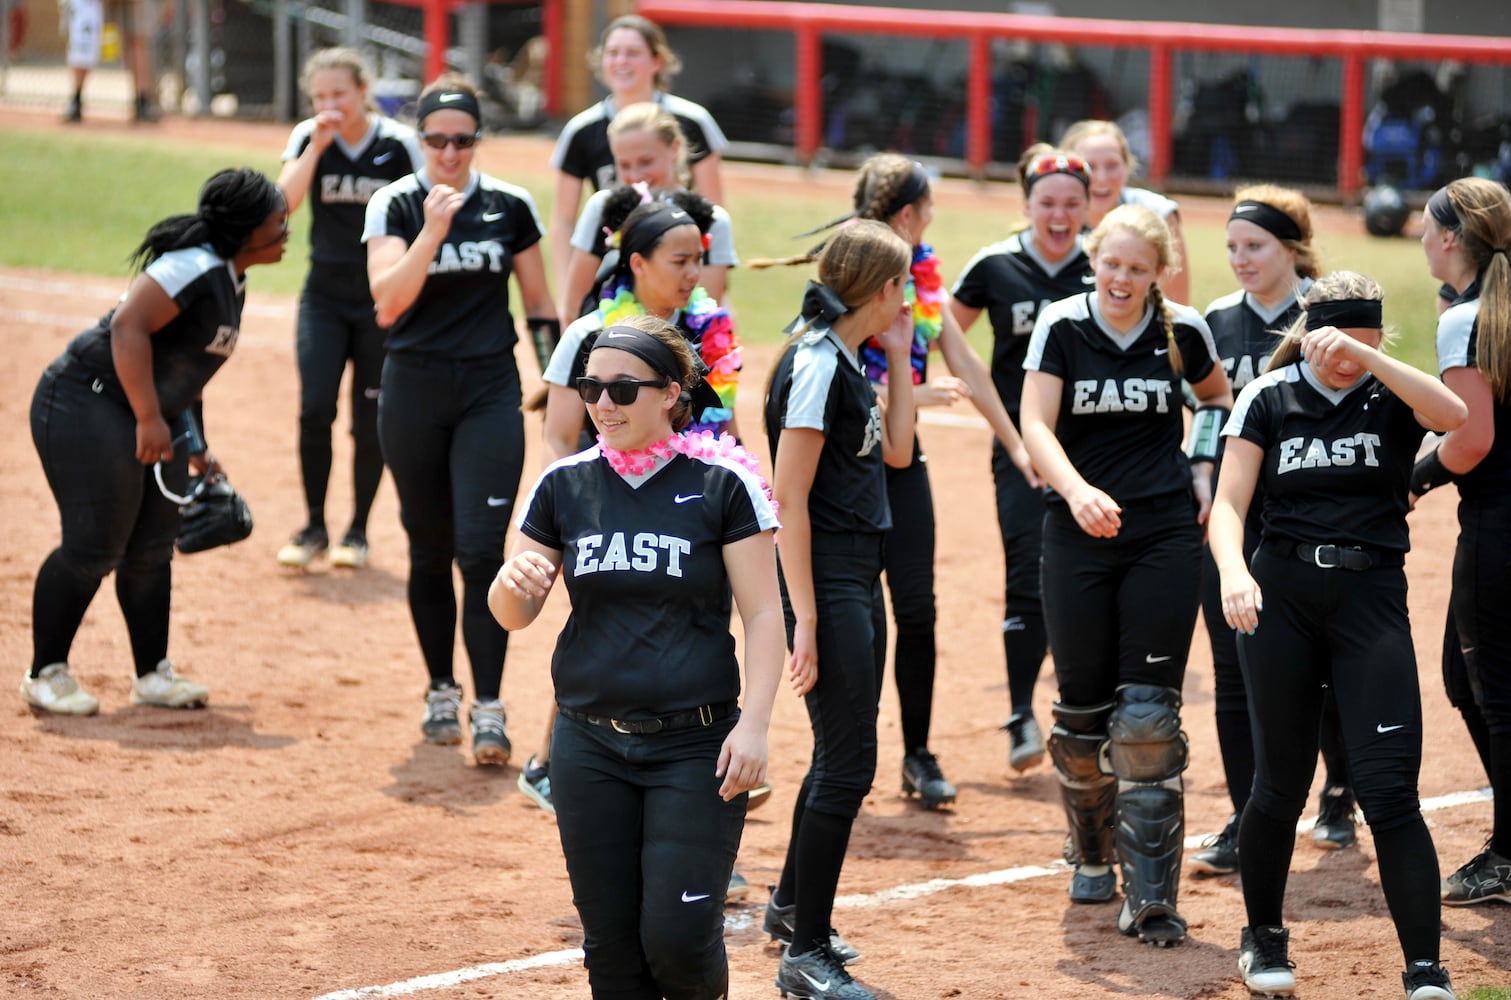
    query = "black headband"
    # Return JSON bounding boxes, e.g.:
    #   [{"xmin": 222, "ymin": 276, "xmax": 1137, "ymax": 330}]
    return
[
  {"xmin": 417, "ymin": 89, "xmax": 481, "ymax": 128},
  {"xmin": 1305, "ymin": 298, "xmax": 1382, "ymax": 331},
  {"xmin": 618, "ymin": 203, "xmax": 697, "ymax": 272},
  {"xmin": 1427, "ymin": 187, "xmax": 1461, "ymax": 231},
  {"xmin": 590, "ymin": 325, "xmax": 681, "ymax": 380},
  {"xmin": 878, "ymin": 162, "xmax": 931, "ymax": 220},
  {"xmin": 1229, "ymin": 200, "xmax": 1303, "ymax": 243}
]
